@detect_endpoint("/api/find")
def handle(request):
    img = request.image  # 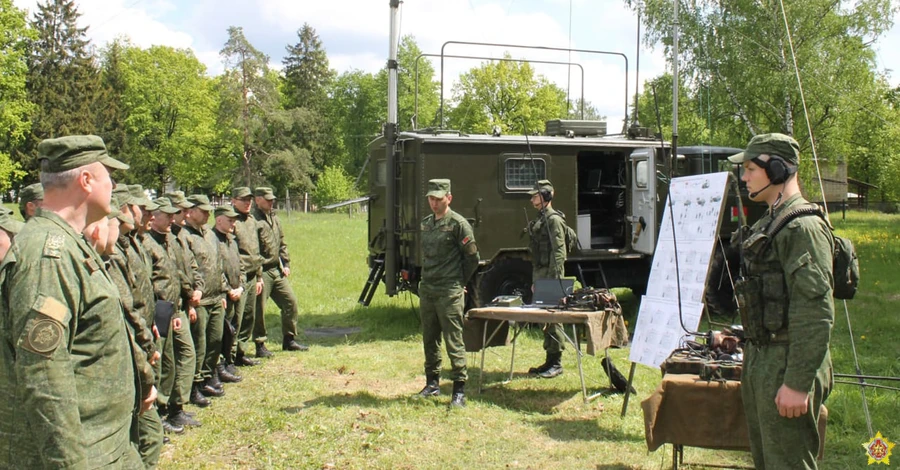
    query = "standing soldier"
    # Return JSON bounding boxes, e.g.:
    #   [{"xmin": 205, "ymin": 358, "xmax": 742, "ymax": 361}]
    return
[
  {"xmin": 231, "ymin": 187, "xmax": 263, "ymax": 364},
  {"xmin": 211, "ymin": 205, "xmax": 244, "ymax": 381},
  {"xmin": 18, "ymin": 182, "xmax": 44, "ymax": 221},
  {"xmin": 415, "ymin": 179, "xmax": 479, "ymax": 408},
  {"xmin": 525, "ymin": 180, "xmax": 567, "ymax": 379},
  {"xmin": 729, "ymin": 133, "xmax": 834, "ymax": 469},
  {"xmin": 252, "ymin": 187, "xmax": 307, "ymax": 353},
  {"xmin": 0, "ymin": 135, "xmax": 142, "ymax": 468},
  {"xmin": 0, "ymin": 214, "xmax": 24, "ymax": 262}
]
